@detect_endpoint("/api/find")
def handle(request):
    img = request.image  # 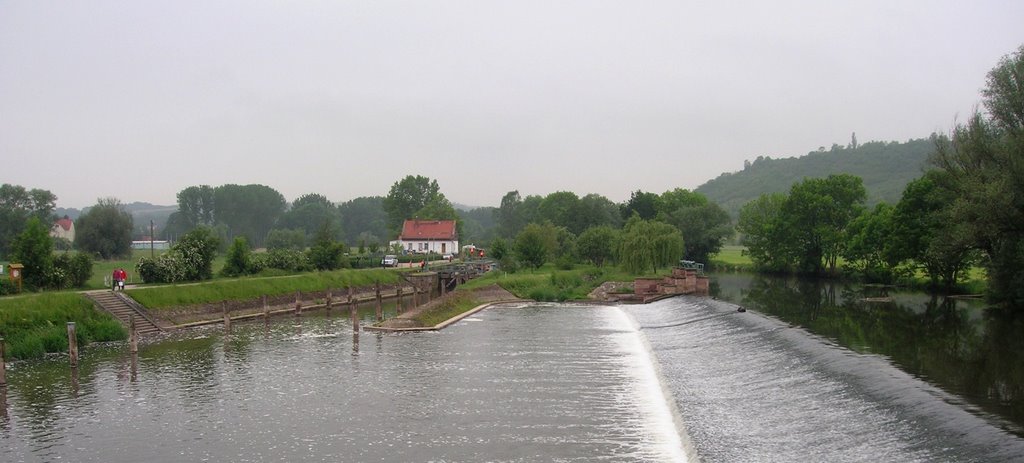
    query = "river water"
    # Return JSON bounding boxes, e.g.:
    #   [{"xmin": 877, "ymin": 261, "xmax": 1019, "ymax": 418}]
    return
[{"xmin": 2, "ymin": 277, "xmax": 1023, "ymax": 462}]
